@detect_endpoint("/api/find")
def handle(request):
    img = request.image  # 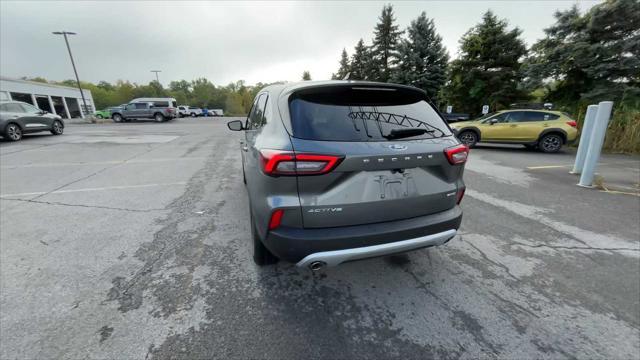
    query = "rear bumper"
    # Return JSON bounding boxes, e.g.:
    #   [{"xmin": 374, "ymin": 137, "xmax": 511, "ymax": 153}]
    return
[{"xmin": 265, "ymin": 206, "xmax": 462, "ymax": 265}]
